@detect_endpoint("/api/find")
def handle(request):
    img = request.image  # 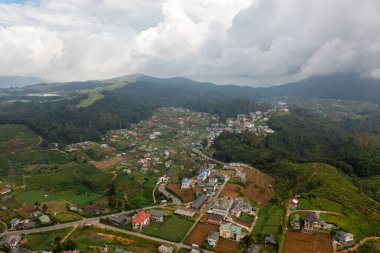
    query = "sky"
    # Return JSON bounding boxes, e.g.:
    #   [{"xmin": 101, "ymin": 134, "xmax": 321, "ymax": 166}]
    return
[{"xmin": 0, "ymin": 0, "xmax": 380, "ymax": 86}]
